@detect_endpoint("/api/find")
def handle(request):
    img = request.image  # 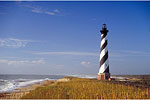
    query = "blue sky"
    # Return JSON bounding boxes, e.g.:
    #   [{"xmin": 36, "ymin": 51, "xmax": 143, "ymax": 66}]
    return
[{"xmin": 0, "ymin": 1, "xmax": 150, "ymax": 75}]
